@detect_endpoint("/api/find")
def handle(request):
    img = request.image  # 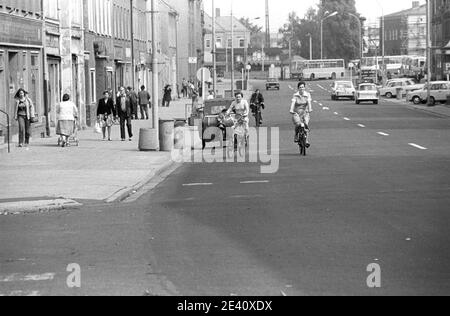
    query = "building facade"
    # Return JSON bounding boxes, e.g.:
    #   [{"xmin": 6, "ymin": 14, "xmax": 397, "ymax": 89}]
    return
[
  {"xmin": 0, "ymin": 0, "xmax": 45, "ymax": 137},
  {"xmin": 431, "ymin": 0, "xmax": 450, "ymax": 80},
  {"xmin": 382, "ymin": 2, "xmax": 426, "ymax": 57}
]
